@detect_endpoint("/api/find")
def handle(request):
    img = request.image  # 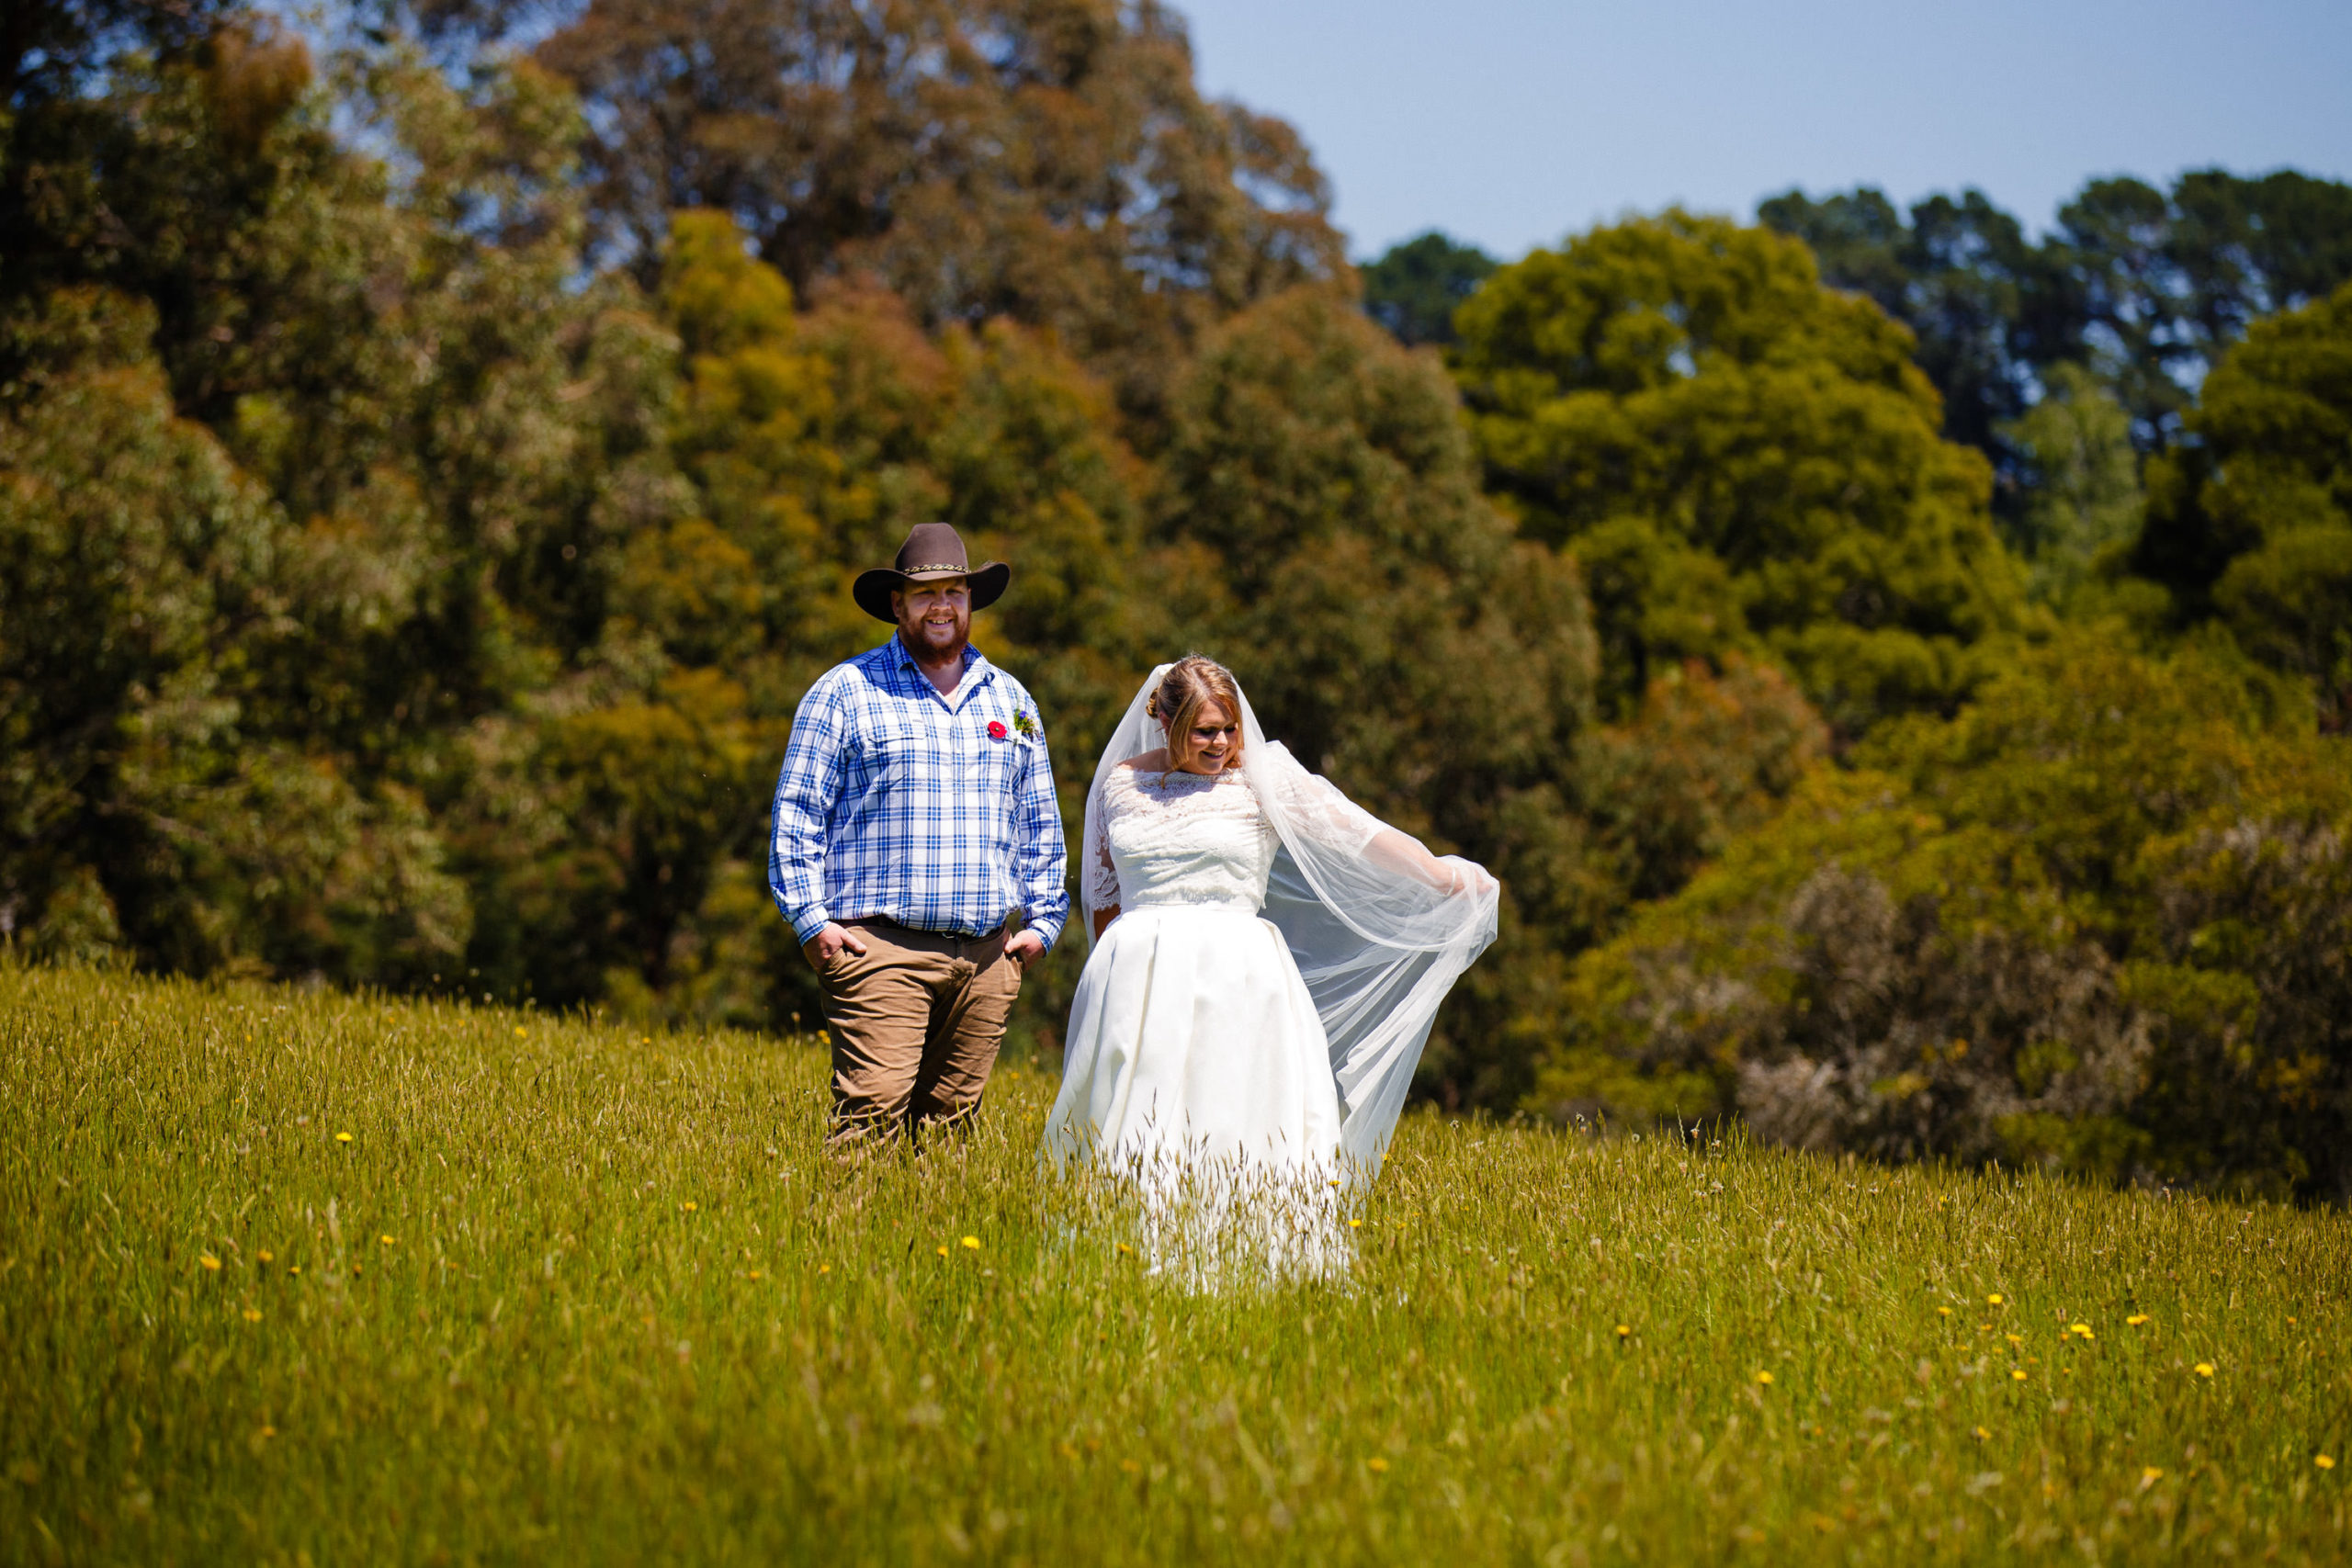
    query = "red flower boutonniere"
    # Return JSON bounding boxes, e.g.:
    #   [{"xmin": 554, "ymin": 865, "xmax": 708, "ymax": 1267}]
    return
[{"xmin": 988, "ymin": 720, "xmax": 1009, "ymax": 740}]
